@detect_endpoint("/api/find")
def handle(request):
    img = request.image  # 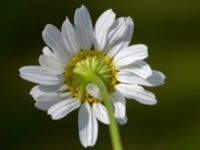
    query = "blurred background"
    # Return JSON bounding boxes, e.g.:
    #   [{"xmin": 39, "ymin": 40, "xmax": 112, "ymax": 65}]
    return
[{"xmin": 1, "ymin": 0, "xmax": 200, "ymax": 149}]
